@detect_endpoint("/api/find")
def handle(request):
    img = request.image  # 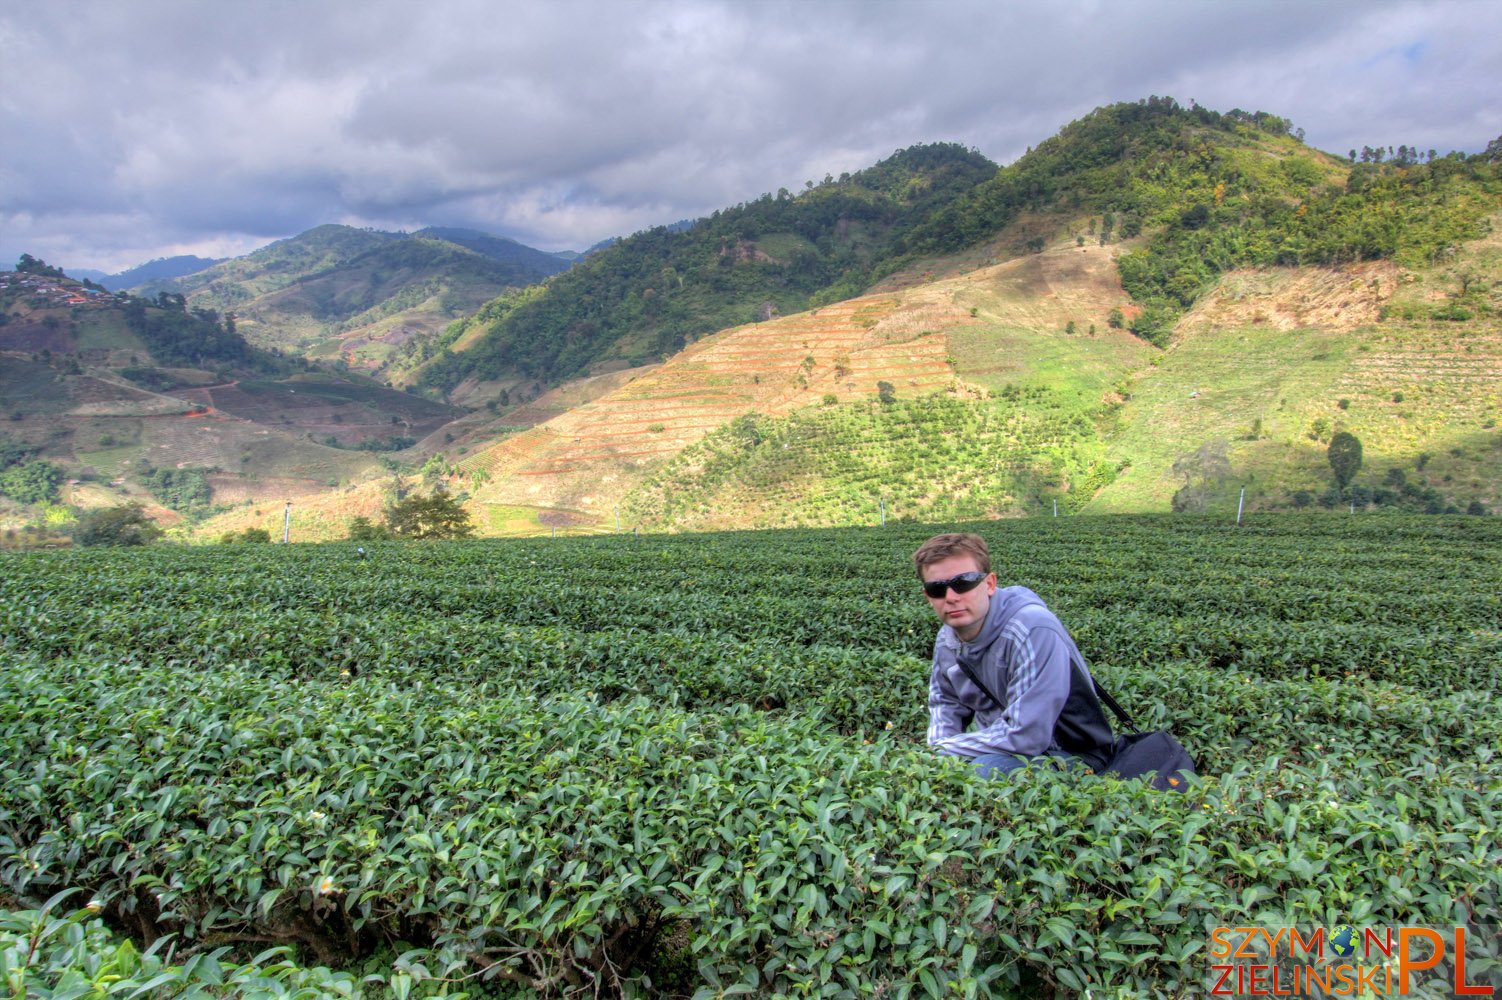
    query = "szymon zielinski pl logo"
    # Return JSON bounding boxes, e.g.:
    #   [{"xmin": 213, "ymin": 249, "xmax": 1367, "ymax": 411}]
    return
[{"xmin": 1208, "ymin": 924, "xmax": 1496, "ymax": 996}]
